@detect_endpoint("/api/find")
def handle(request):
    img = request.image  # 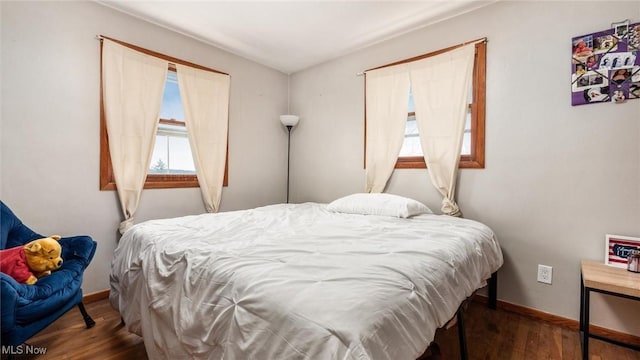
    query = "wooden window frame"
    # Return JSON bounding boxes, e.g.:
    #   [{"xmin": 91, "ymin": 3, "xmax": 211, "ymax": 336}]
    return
[
  {"xmin": 99, "ymin": 36, "xmax": 229, "ymax": 190},
  {"xmin": 365, "ymin": 39, "xmax": 486, "ymax": 170}
]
